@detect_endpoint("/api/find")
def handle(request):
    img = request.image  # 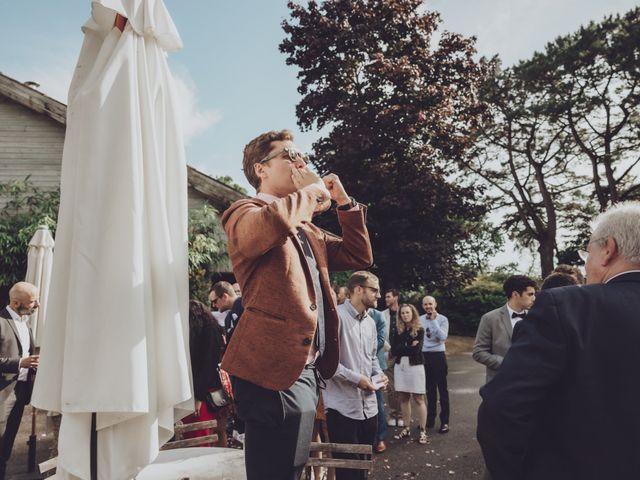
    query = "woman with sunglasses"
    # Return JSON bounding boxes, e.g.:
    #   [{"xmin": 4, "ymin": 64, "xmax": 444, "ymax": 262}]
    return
[{"xmin": 391, "ymin": 304, "xmax": 428, "ymax": 444}]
